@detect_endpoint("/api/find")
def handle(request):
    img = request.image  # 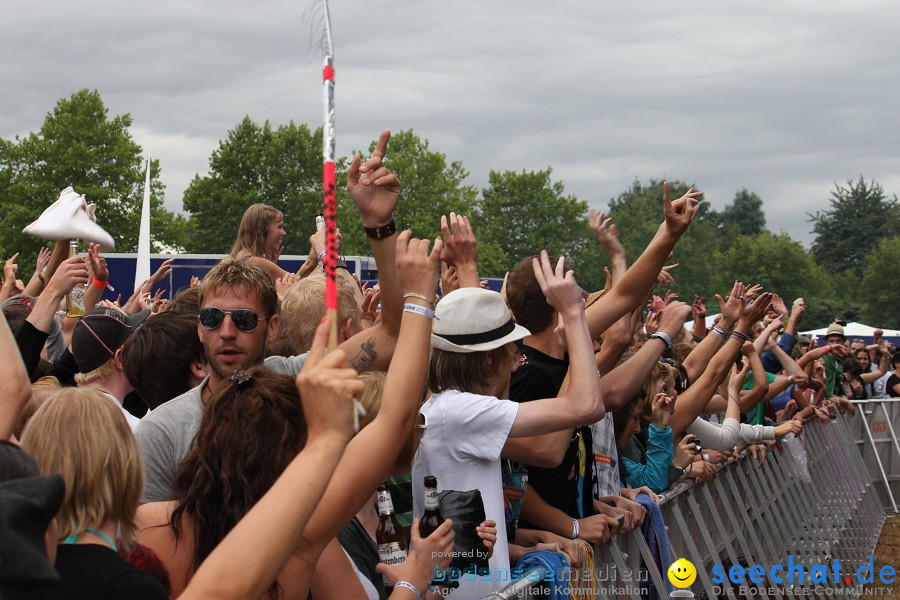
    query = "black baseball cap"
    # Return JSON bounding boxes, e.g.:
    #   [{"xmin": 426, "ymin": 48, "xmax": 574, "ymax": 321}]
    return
[{"xmin": 71, "ymin": 307, "xmax": 150, "ymax": 373}]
